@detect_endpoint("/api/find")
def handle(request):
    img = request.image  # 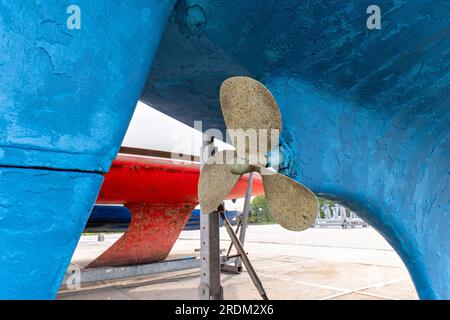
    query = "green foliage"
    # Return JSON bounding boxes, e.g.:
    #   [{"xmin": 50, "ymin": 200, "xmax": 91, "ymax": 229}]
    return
[{"xmin": 249, "ymin": 195, "xmax": 276, "ymax": 224}]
